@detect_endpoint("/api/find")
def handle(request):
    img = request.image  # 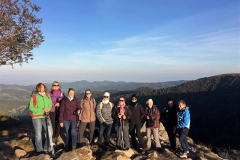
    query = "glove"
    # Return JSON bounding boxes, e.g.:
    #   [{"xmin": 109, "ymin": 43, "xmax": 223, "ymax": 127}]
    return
[{"xmin": 102, "ymin": 122, "xmax": 107, "ymax": 127}]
